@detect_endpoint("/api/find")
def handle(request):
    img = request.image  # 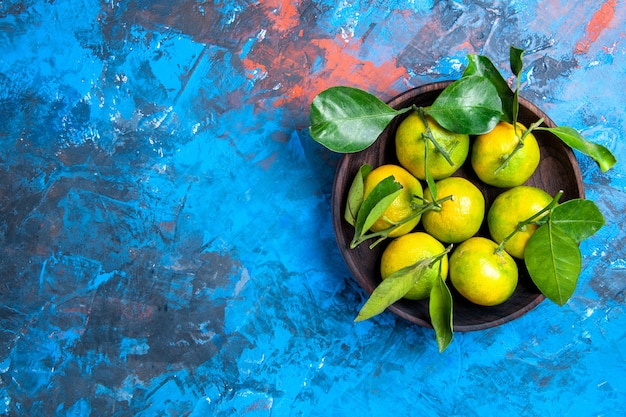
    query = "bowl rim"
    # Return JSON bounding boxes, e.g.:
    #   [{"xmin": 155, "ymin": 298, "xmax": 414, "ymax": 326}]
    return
[{"xmin": 331, "ymin": 81, "xmax": 585, "ymax": 332}]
